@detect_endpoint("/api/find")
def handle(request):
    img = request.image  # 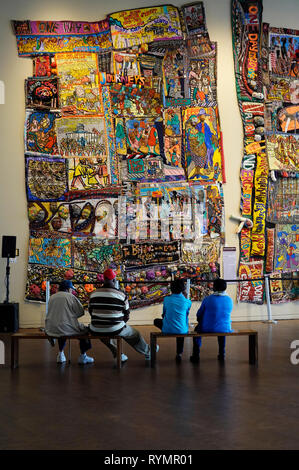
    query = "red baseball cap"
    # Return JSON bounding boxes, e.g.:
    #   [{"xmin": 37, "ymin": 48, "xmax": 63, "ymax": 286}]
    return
[{"xmin": 103, "ymin": 268, "xmax": 116, "ymax": 281}]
